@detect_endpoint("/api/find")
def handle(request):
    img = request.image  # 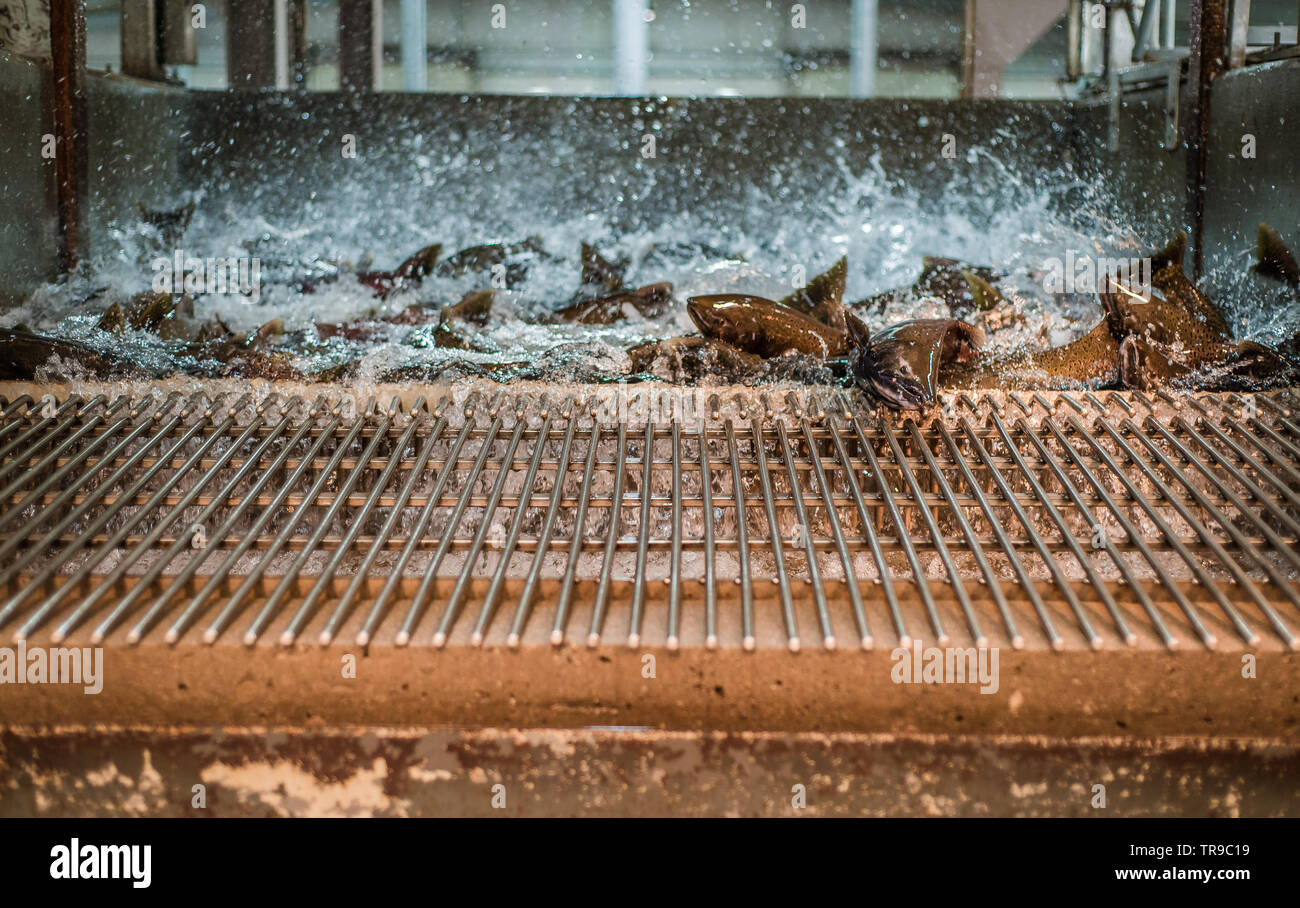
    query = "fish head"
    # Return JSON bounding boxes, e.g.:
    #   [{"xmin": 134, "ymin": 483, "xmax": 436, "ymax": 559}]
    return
[
  {"xmin": 686, "ymin": 296, "xmax": 727, "ymax": 337},
  {"xmin": 853, "ymin": 318, "xmax": 984, "ymax": 410},
  {"xmin": 686, "ymin": 294, "xmax": 769, "ymax": 340}
]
